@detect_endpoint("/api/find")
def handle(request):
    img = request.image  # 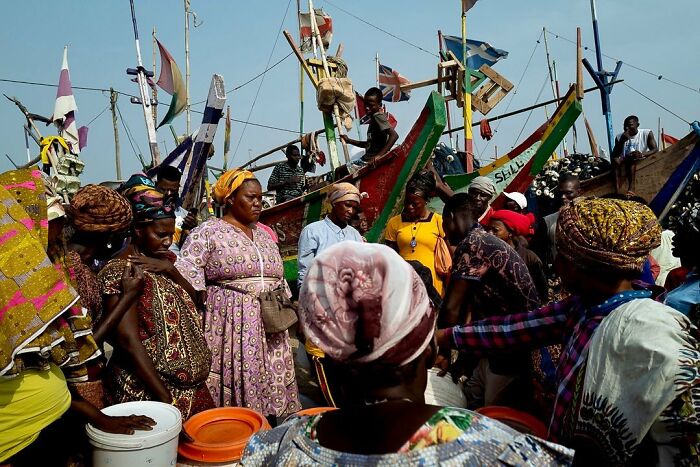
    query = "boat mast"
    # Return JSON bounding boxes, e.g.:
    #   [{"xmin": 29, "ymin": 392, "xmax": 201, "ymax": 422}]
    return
[
  {"xmin": 587, "ymin": 0, "xmax": 621, "ymax": 156},
  {"xmin": 128, "ymin": 0, "xmax": 161, "ymax": 166},
  {"xmin": 297, "ymin": 0, "xmax": 304, "ymax": 138},
  {"xmin": 461, "ymin": 1, "xmax": 474, "ymax": 172},
  {"xmin": 184, "ymin": 0, "xmax": 192, "ymax": 135},
  {"xmin": 438, "ymin": 30, "xmax": 455, "ymax": 149}
]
